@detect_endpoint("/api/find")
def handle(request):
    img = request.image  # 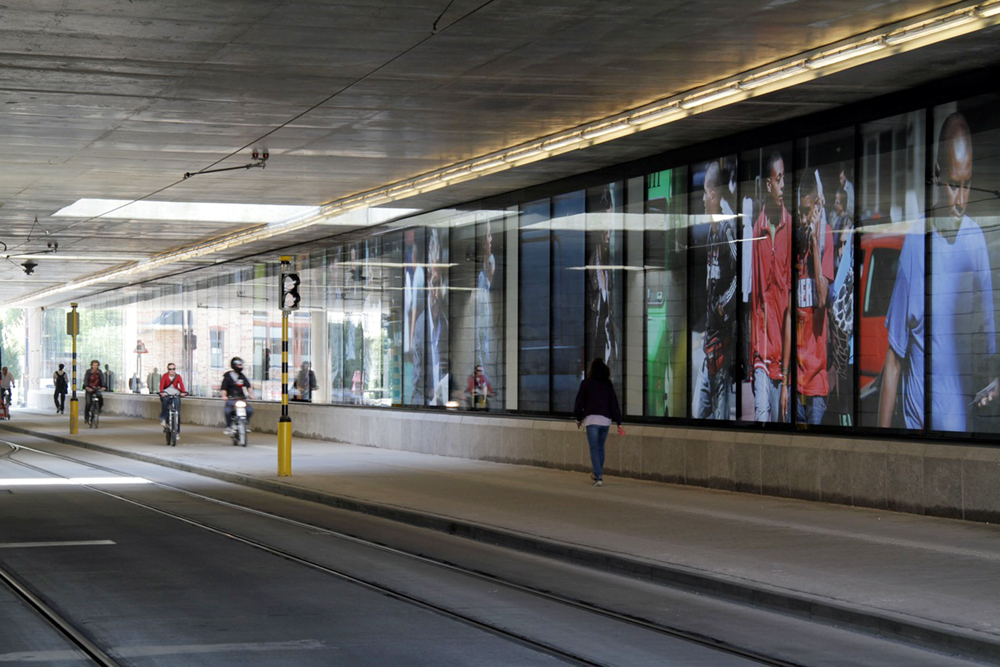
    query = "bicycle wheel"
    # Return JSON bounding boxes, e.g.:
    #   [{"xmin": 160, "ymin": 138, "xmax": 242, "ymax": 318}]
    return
[
  {"xmin": 92, "ymin": 402, "xmax": 100, "ymax": 429},
  {"xmin": 168, "ymin": 411, "xmax": 178, "ymax": 446}
]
